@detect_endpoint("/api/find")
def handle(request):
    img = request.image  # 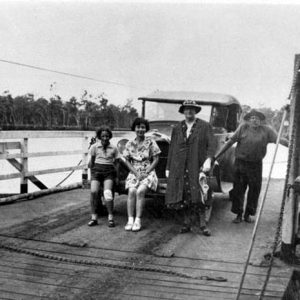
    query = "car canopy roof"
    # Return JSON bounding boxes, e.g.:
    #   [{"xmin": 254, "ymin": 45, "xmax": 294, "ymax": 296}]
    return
[{"xmin": 138, "ymin": 91, "xmax": 240, "ymax": 106}]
